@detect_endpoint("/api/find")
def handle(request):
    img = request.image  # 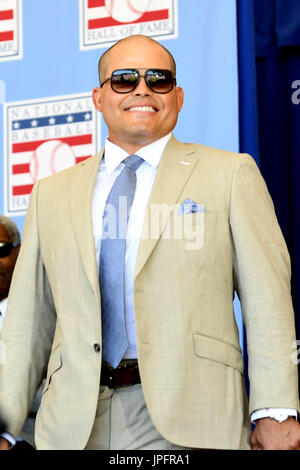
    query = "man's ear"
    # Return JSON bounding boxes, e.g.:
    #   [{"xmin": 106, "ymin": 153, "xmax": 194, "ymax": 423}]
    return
[
  {"xmin": 175, "ymin": 86, "xmax": 184, "ymax": 113},
  {"xmin": 92, "ymin": 87, "xmax": 103, "ymax": 112}
]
